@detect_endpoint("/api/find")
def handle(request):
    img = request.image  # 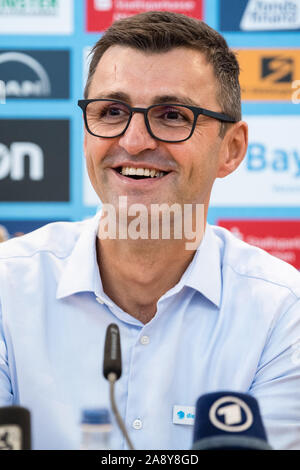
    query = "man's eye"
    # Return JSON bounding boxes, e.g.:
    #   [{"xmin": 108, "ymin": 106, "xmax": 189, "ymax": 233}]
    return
[
  {"xmin": 161, "ymin": 107, "xmax": 185, "ymax": 120},
  {"xmin": 165, "ymin": 110, "xmax": 181, "ymax": 120},
  {"xmin": 110, "ymin": 106, "xmax": 127, "ymax": 116},
  {"xmin": 99, "ymin": 105, "xmax": 128, "ymax": 120},
  {"xmin": 101, "ymin": 106, "xmax": 122, "ymax": 116},
  {"xmin": 152, "ymin": 106, "xmax": 191, "ymax": 126}
]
